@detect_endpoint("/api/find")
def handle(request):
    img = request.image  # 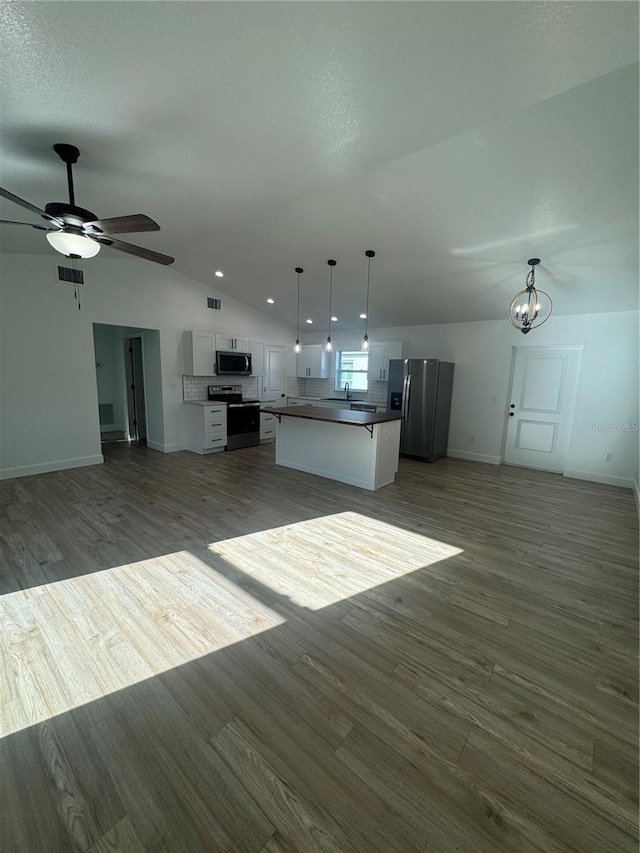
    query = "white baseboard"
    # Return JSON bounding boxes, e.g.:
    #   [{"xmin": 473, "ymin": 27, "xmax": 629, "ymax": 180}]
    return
[
  {"xmin": 446, "ymin": 449, "xmax": 501, "ymax": 465},
  {"xmin": 563, "ymin": 468, "xmax": 635, "ymax": 491},
  {"xmin": 147, "ymin": 440, "xmax": 188, "ymax": 453},
  {"xmin": 0, "ymin": 454, "xmax": 104, "ymax": 481}
]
